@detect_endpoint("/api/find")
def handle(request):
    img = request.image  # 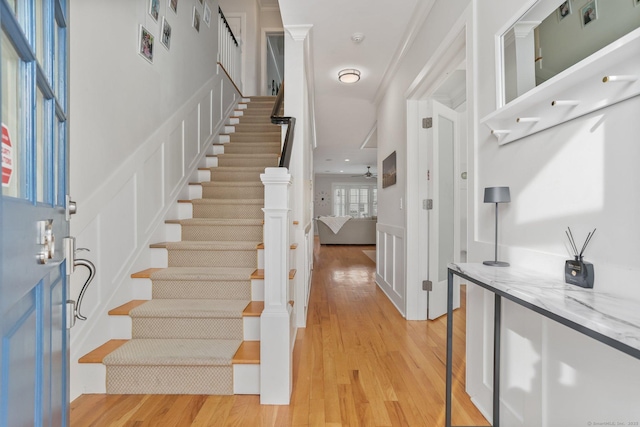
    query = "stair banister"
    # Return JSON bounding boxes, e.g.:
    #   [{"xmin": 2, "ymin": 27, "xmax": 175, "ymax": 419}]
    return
[
  {"xmin": 260, "ymin": 167, "xmax": 293, "ymax": 404},
  {"xmin": 217, "ymin": 7, "xmax": 242, "ymax": 91}
]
